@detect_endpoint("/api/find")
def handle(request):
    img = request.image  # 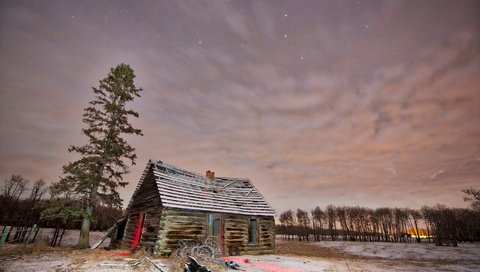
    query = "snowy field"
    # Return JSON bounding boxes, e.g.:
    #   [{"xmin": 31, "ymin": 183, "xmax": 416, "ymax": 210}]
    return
[
  {"xmin": 35, "ymin": 228, "xmax": 112, "ymax": 247},
  {"xmin": 317, "ymin": 240, "xmax": 480, "ymax": 261},
  {"xmin": 1, "ymin": 231, "xmax": 480, "ymax": 271},
  {"xmin": 271, "ymin": 239, "xmax": 480, "ymax": 272},
  {"xmin": 0, "ymin": 227, "xmax": 111, "ymax": 247}
]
